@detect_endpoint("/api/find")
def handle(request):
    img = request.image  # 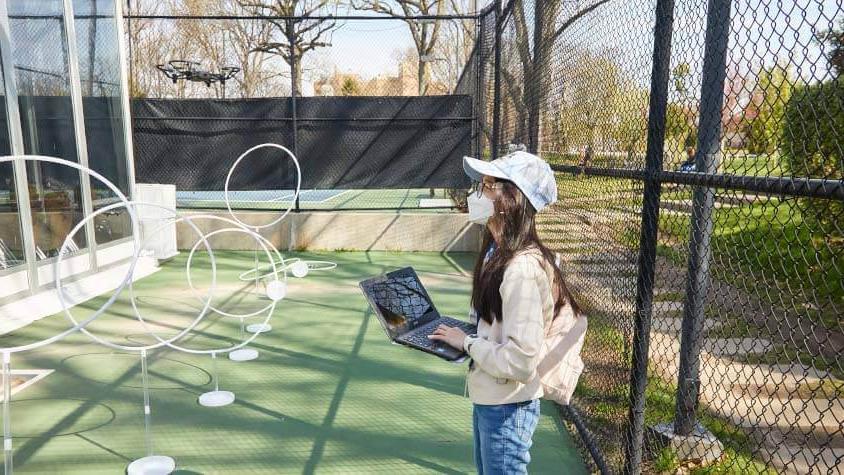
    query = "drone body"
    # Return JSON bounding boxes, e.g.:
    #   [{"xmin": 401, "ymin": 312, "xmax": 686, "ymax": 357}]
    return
[{"xmin": 156, "ymin": 60, "xmax": 240, "ymax": 87}]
